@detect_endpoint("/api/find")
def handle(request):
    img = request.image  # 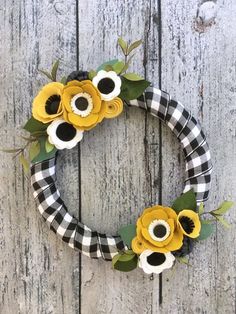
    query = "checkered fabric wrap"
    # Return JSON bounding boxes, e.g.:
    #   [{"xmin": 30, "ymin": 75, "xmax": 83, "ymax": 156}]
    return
[
  {"xmin": 31, "ymin": 158, "xmax": 125, "ymax": 260},
  {"xmin": 30, "ymin": 86, "xmax": 212, "ymax": 260},
  {"xmin": 128, "ymin": 87, "xmax": 213, "ymax": 203}
]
